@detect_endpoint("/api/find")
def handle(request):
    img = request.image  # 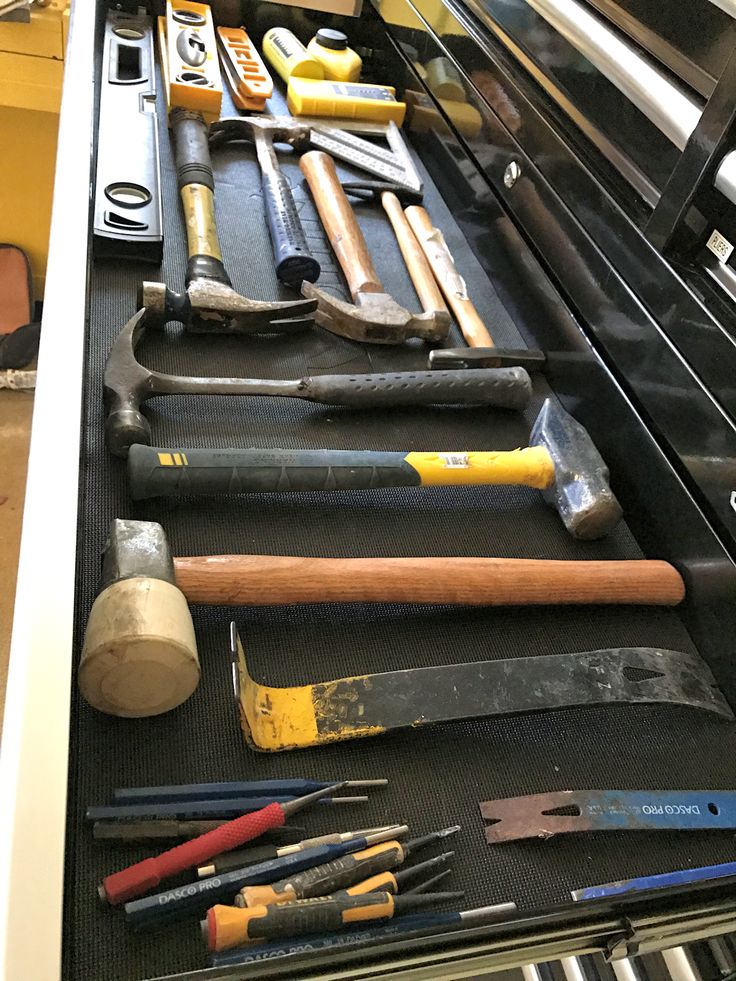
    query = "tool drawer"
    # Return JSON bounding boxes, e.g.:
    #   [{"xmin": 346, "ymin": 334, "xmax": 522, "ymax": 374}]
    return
[{"xmin": 3, "ymin": 1, "xmax": 736, "ymax": 979}]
